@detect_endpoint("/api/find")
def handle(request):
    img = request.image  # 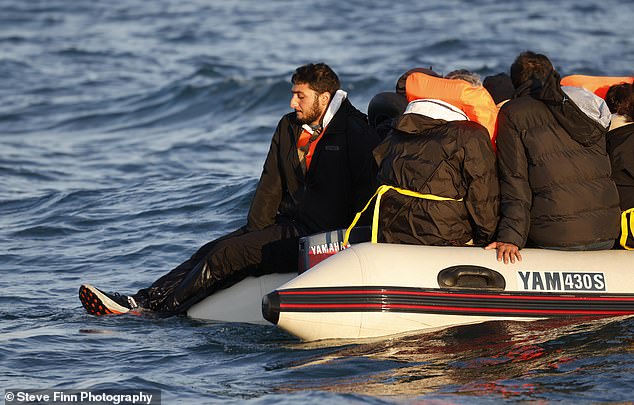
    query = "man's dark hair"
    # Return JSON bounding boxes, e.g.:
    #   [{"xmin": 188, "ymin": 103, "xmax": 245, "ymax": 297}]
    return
[
  {"xmin": 605, "ymin": 83, "xmax": 634, "ymax": 115},
  {"xmin": 292, "ymin": 63, "xmax": 340, "ymax": 97},
  {"xmin": 510, "ymin": 51, "xmax": 554, "ymax": 89}
]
